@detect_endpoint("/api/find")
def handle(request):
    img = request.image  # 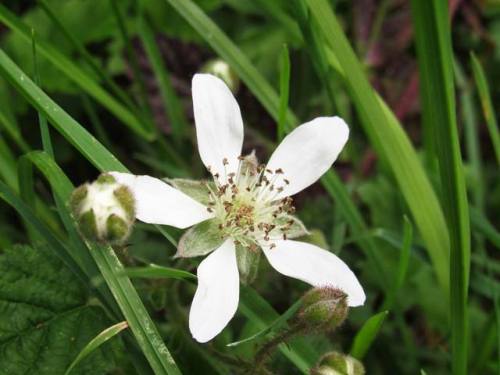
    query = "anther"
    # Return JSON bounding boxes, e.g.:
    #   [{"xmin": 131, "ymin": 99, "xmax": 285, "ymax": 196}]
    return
[
  {"xmin": 275, "ymin": 168, "xmax": 284, "ymax": 174},
  {"xmin": 222, "ymin": 158, "xmax": 229, "ymax": 166}
]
